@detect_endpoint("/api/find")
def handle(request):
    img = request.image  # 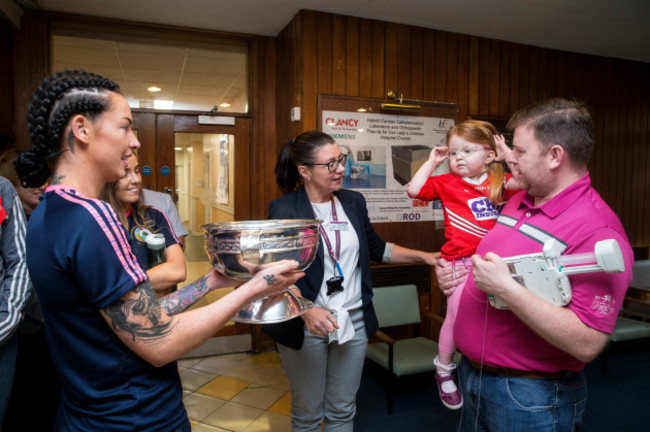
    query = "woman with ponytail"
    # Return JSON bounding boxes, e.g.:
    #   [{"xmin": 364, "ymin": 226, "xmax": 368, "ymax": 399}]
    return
[
  {"xmin": 17, "ymin": 70, "xmax": 304, "ymax": 432},
  {"xmin": 263, "ymin": 130, "xmax": 439, "ymax": 431},
  {"xmin": 407, "ymin": 120, "xmax": 521, "ymax": 410}
]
